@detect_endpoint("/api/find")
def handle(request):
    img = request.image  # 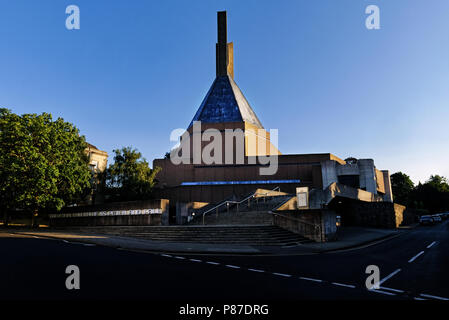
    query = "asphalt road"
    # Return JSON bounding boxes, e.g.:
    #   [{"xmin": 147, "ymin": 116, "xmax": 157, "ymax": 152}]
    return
[{"xmin": 0, "ymin": 221, "xmax": 448, "ymax": 302}]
